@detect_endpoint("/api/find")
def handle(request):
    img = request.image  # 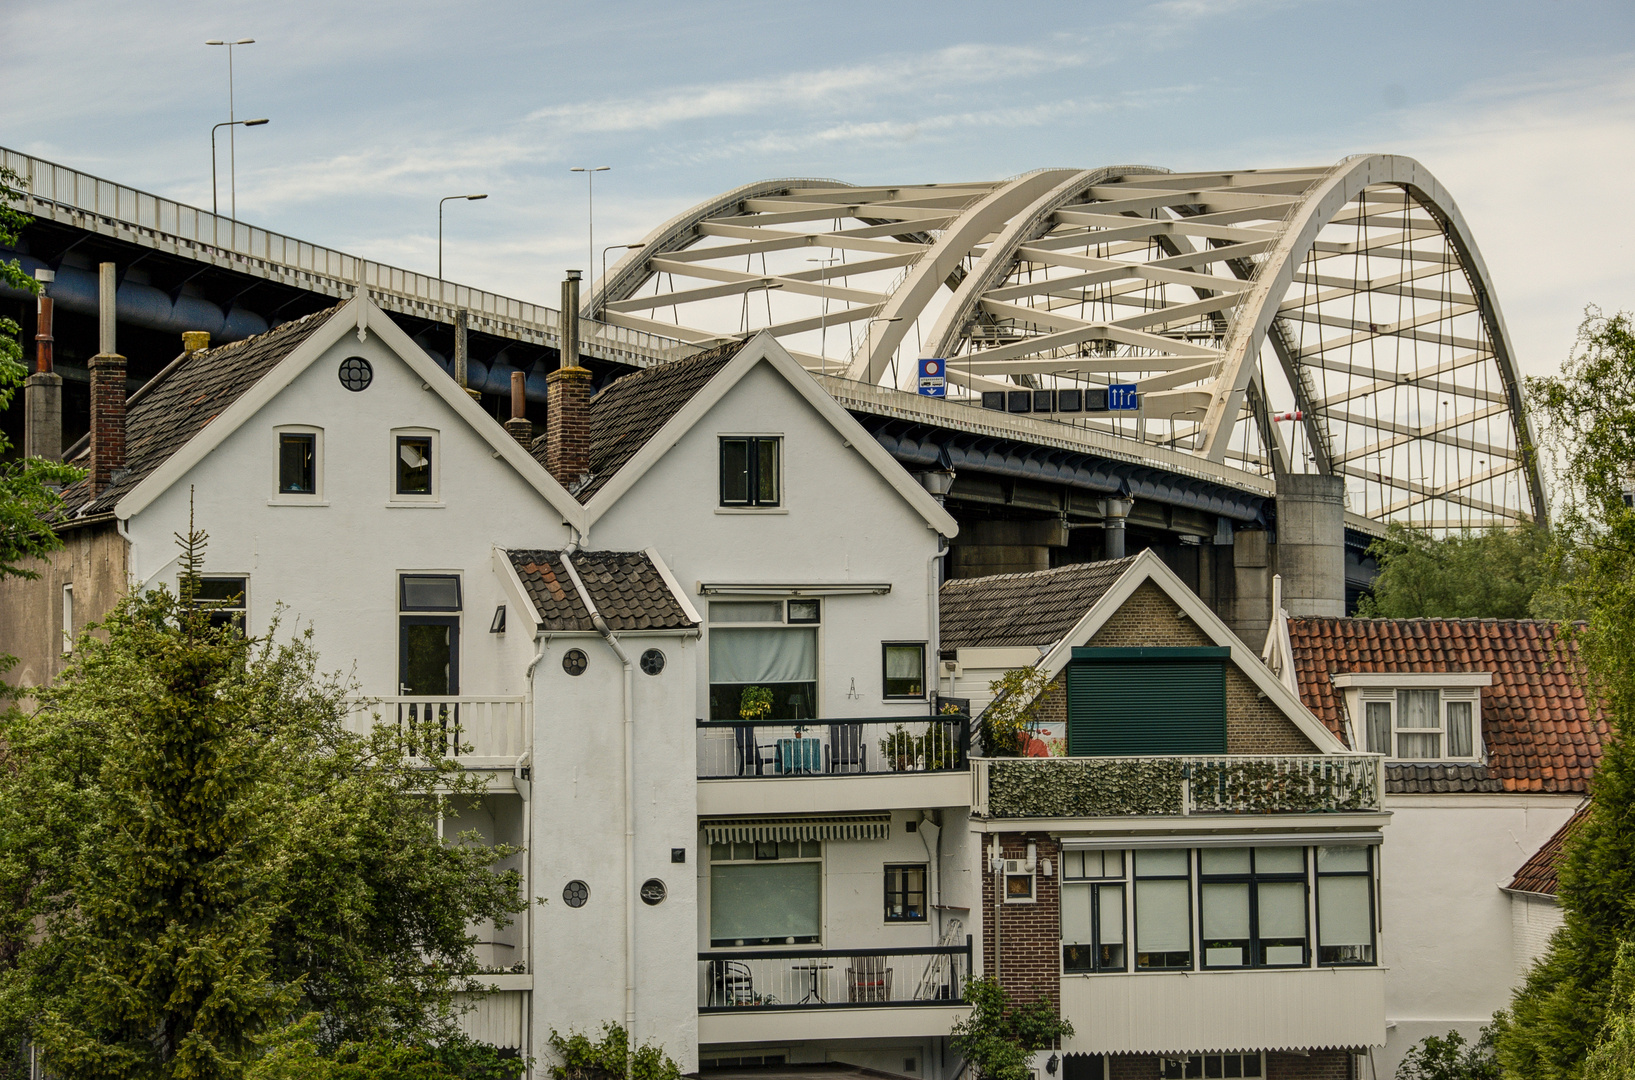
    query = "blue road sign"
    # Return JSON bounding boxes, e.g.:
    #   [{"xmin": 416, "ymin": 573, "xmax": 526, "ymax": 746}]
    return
[
  {"xmin": 1108, "ymin": 383, "xmax": 1139, "ymax": 410},
  {"xmin": 918, "ymin": 358, "xmax": 947, "ymax": 397}
]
